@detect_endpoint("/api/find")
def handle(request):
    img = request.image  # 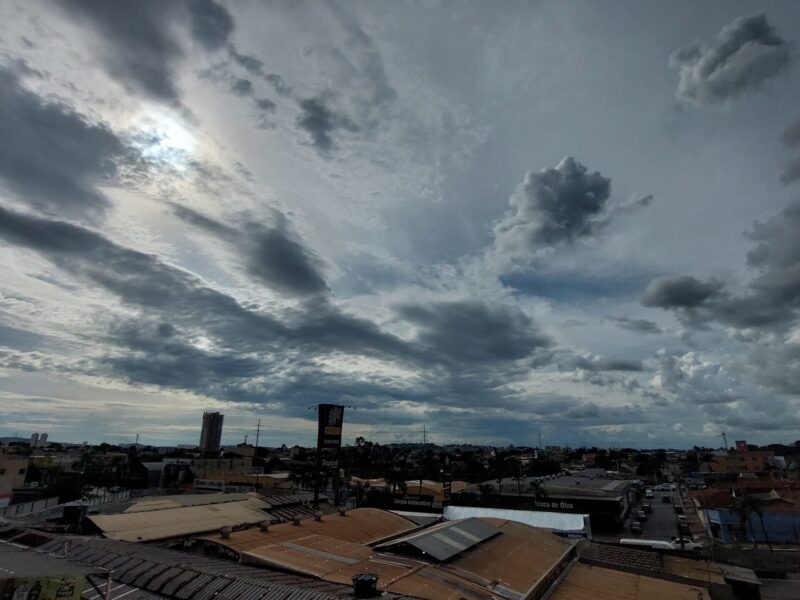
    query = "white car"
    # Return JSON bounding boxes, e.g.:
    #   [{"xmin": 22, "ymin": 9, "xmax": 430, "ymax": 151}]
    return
[{"xmin": 671, "ymin": 537, "xmax": 703, "ymax": 551}]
